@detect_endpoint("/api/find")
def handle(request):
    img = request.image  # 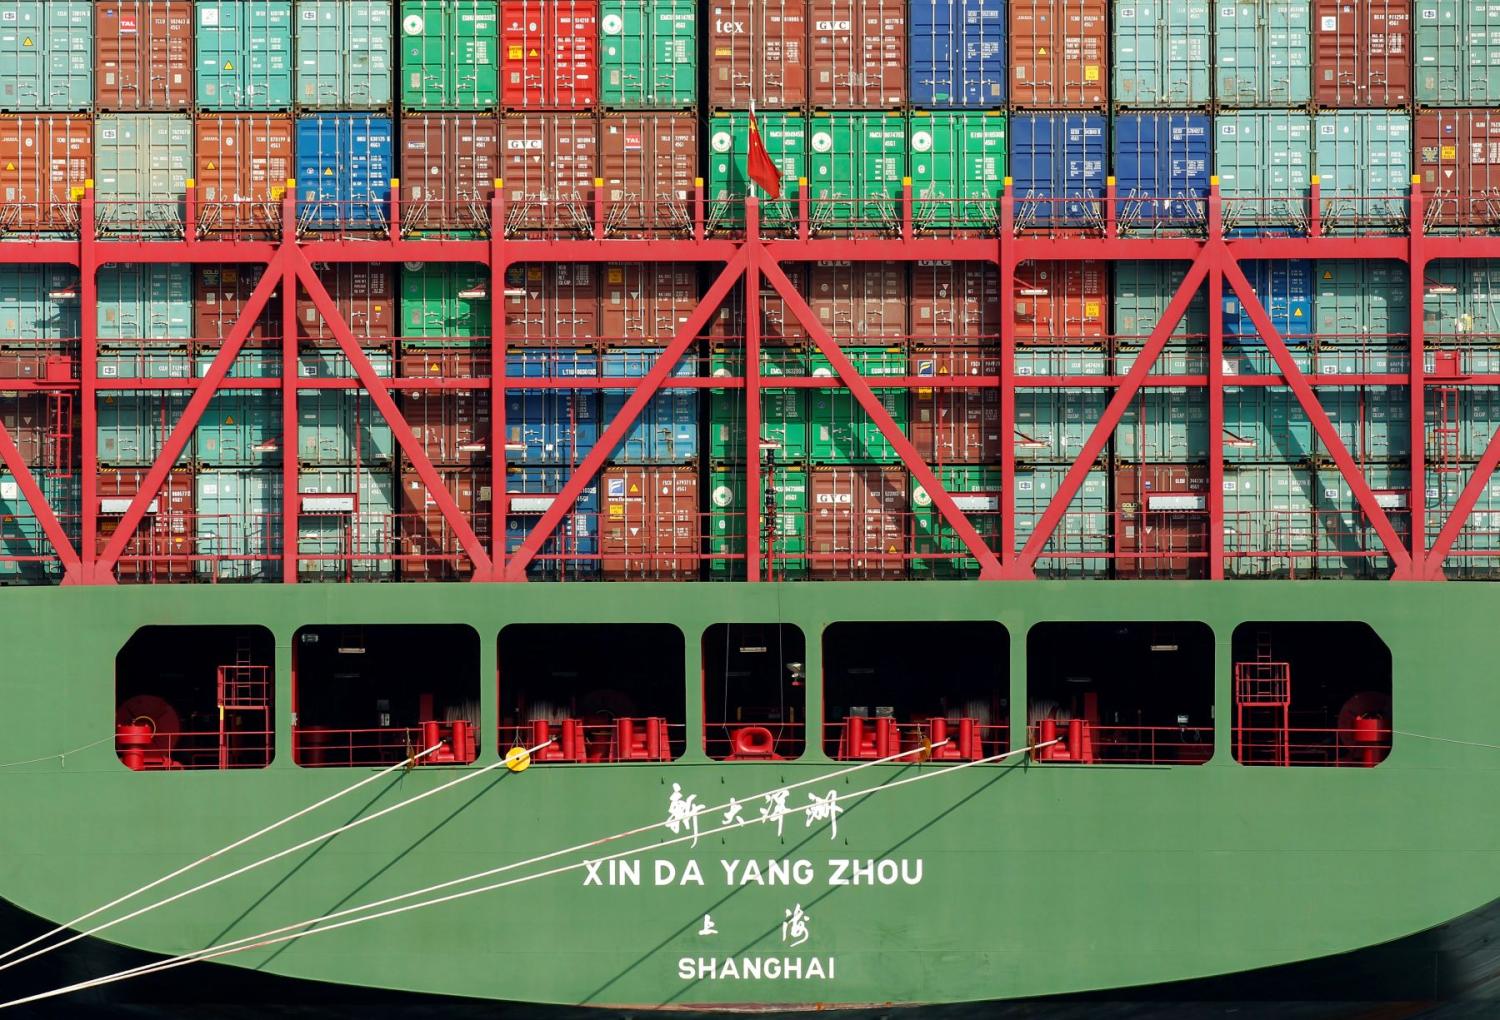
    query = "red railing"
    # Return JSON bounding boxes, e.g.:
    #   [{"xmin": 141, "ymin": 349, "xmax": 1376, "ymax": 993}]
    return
[
  {"xmin": 498, "ymin": 718, "xmax": 684, "ymax": 763},
  {"xmin": 1234, "ymin": 724, "xmax": 1392, "ymax": 768},
  {"xmin": 823, "ymin": 717, "xmax": 1009, "ymax": 762},
  {"xmin": 116, "ymin": 727, "xmax": 272, "ymax": 771},
  {"xmin": 293, "ymin": 721, "xmax": 478, "ymax": 768}
]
